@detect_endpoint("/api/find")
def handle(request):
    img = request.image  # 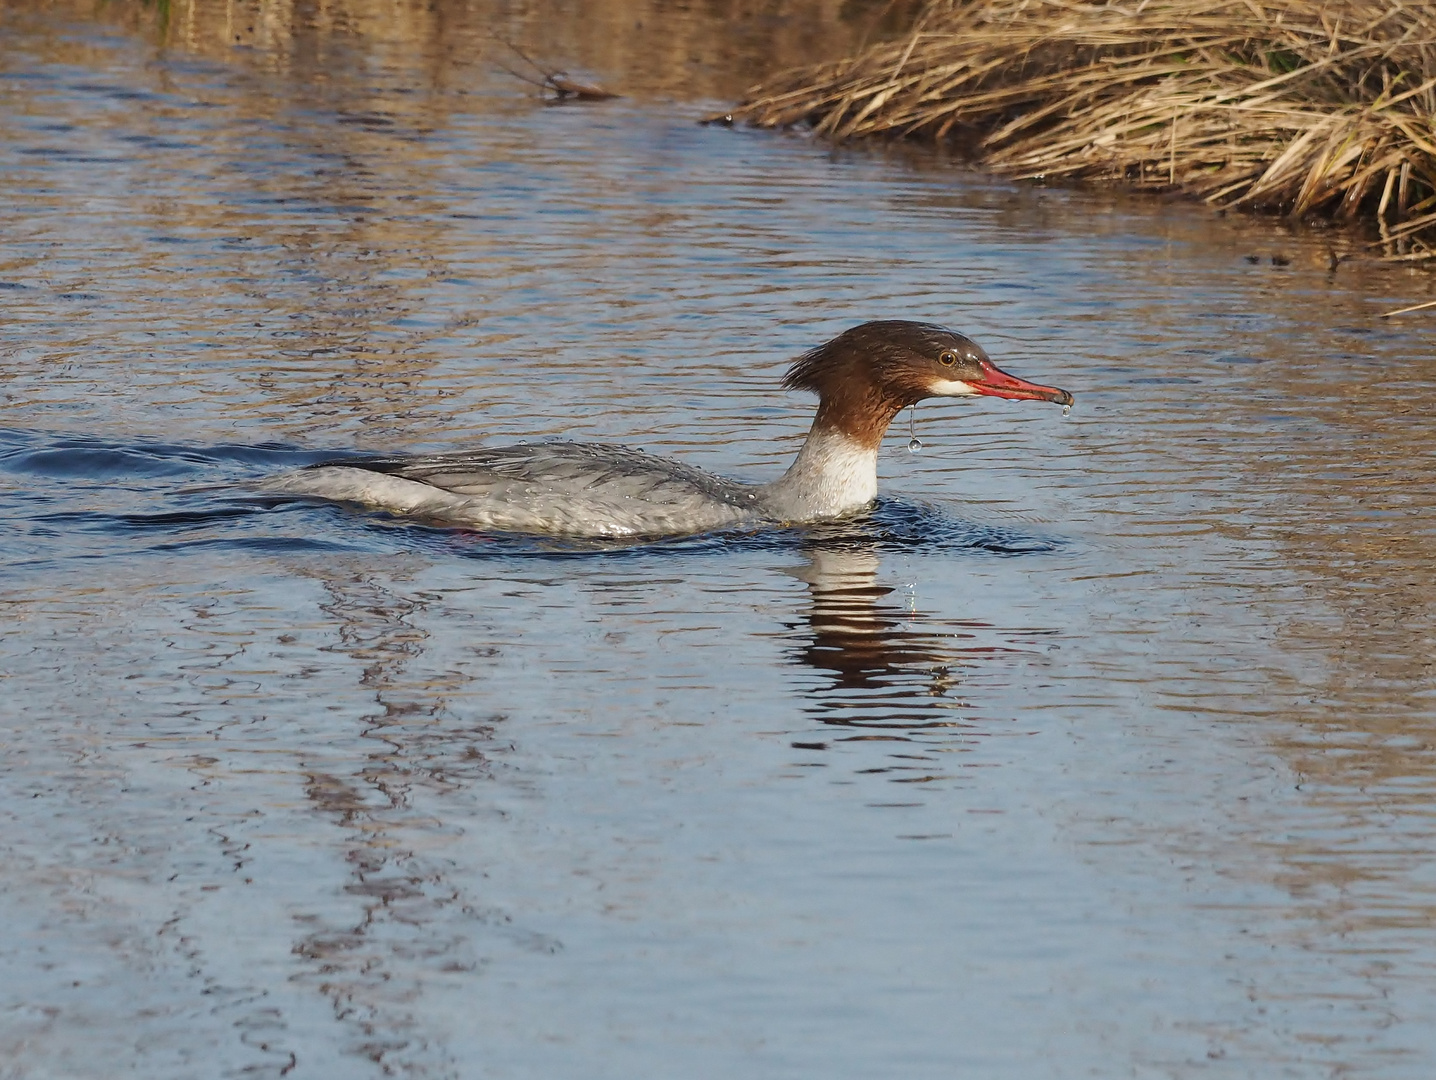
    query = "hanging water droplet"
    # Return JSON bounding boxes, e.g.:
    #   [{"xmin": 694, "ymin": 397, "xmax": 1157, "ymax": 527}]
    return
[
  {"xmin": 906, "ymin": 405, "xmax": 921, "ymax": 451},
  {"xmin": 1062, "ymin": 403, "xmax": 1072, "ymax": 417},
  {"xmin": 907, "ymin": 436, "xmax": 923, "ymax": 452}
]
